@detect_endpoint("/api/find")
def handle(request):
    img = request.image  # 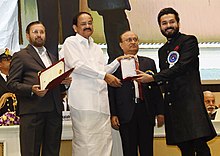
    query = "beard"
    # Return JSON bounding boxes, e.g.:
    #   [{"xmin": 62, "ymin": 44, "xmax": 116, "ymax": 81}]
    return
[
  {"xmin": 29, "ymin": 37, "xmax": 46, "ymax": 47},
  {"xmin": 161, "ymin": 26, "xmax": 179, "ymax": 39}
]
